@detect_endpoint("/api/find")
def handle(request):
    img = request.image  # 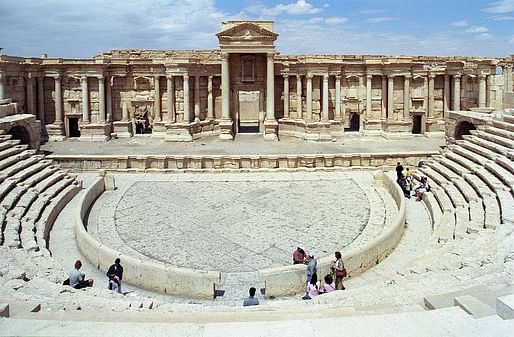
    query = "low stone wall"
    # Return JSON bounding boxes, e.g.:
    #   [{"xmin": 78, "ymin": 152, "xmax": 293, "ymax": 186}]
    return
[
  {"xmin": 75, "ymin": 177, "xmax": 221, "ymax": 299},
  {"xmin": 258, "ymin": 171, "xmax": 406, "ymax": 297},
  {"xmin": 48, "ymin": 152, "xmax": 436, "ymax": 172}
]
